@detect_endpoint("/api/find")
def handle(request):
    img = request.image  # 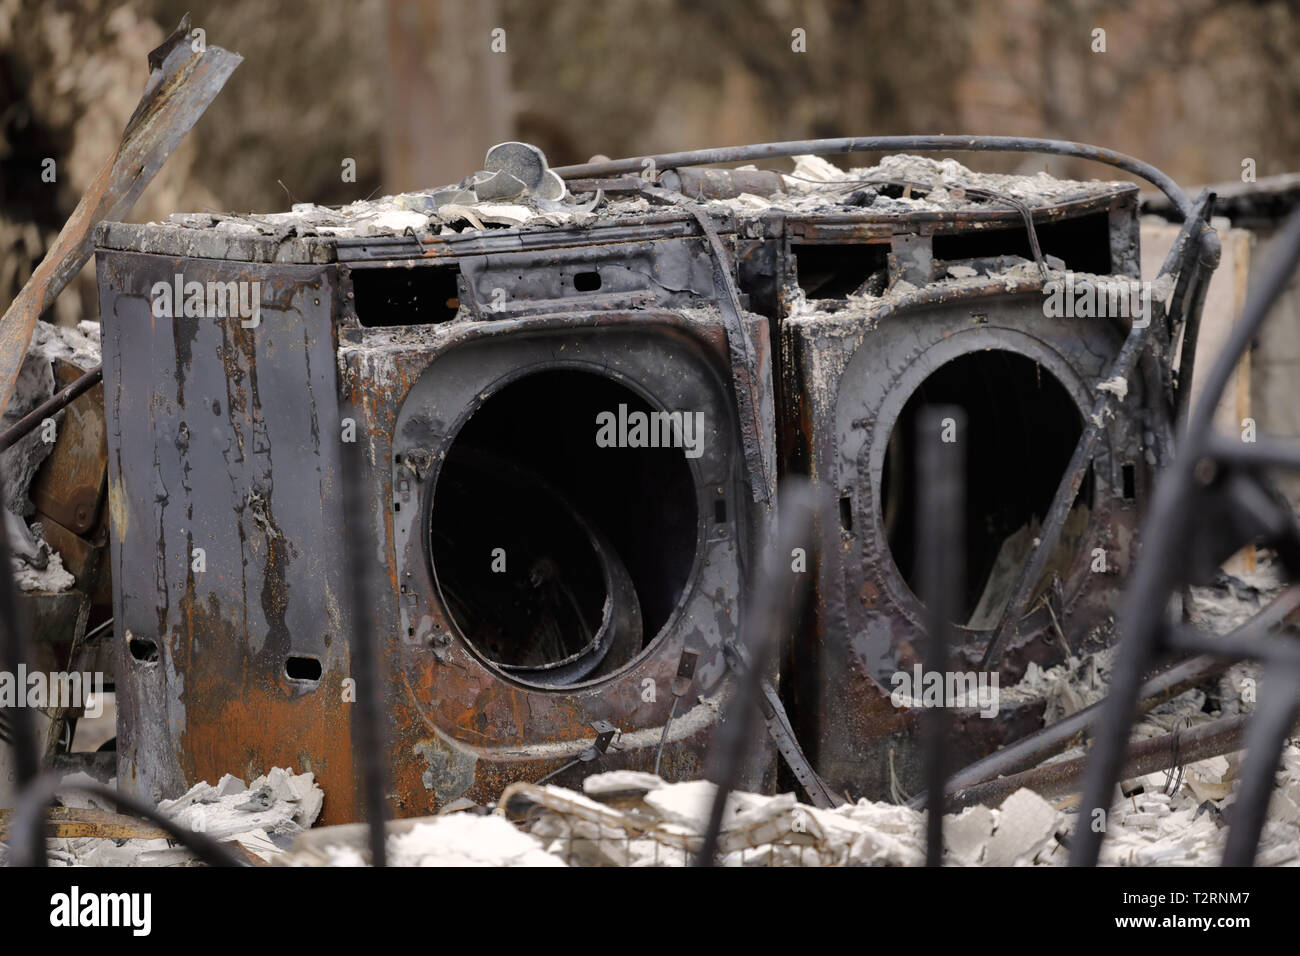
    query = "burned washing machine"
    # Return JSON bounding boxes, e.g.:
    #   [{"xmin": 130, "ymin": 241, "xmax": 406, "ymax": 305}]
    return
[
  {"xmin": 743, "ymin": 153, "xmax": 1199, "ymax": 801},
  {"xmin": 94, "ymin": 197, "xmax": 778, "ymax": 823},
  {"xmin": 569, "ymin": 141, "xmax": 1193, "ymax": 802}
]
